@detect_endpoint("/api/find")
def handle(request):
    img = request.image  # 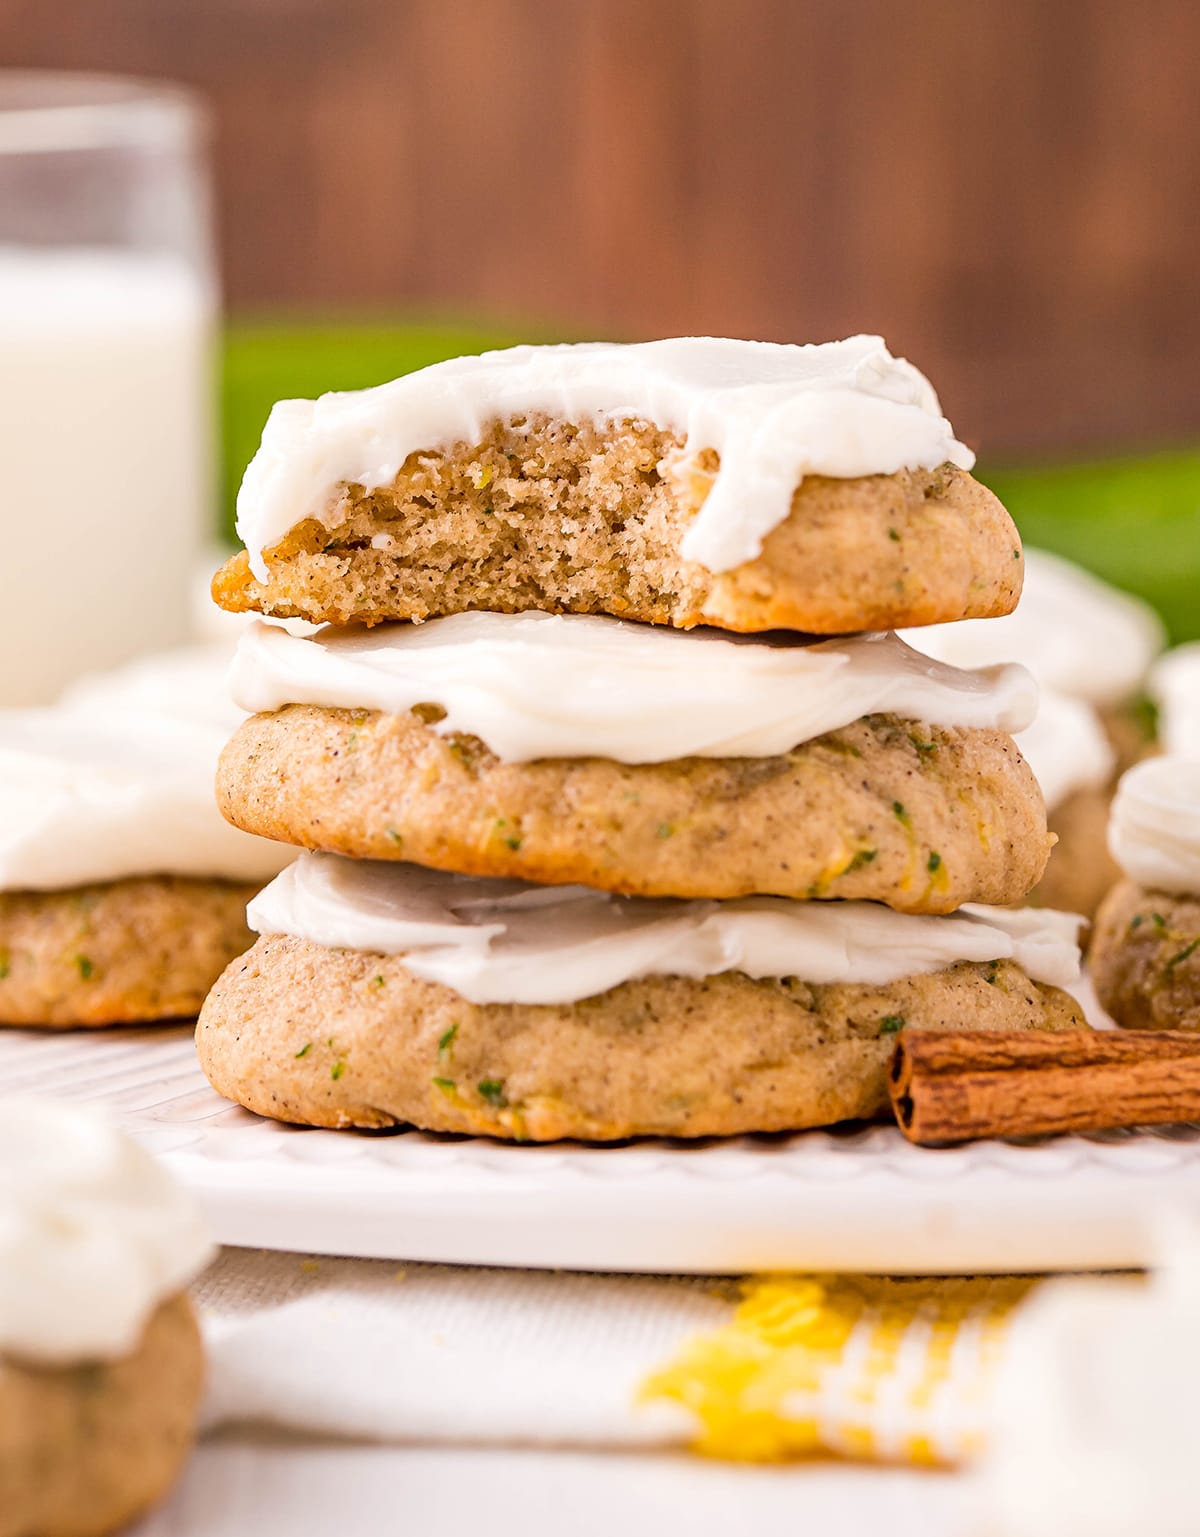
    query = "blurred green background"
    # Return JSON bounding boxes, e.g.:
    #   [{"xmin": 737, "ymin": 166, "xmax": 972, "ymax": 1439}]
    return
[{"xmin": 223, "ymin": 323, "xmax": 1200, "ymax": 643}]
